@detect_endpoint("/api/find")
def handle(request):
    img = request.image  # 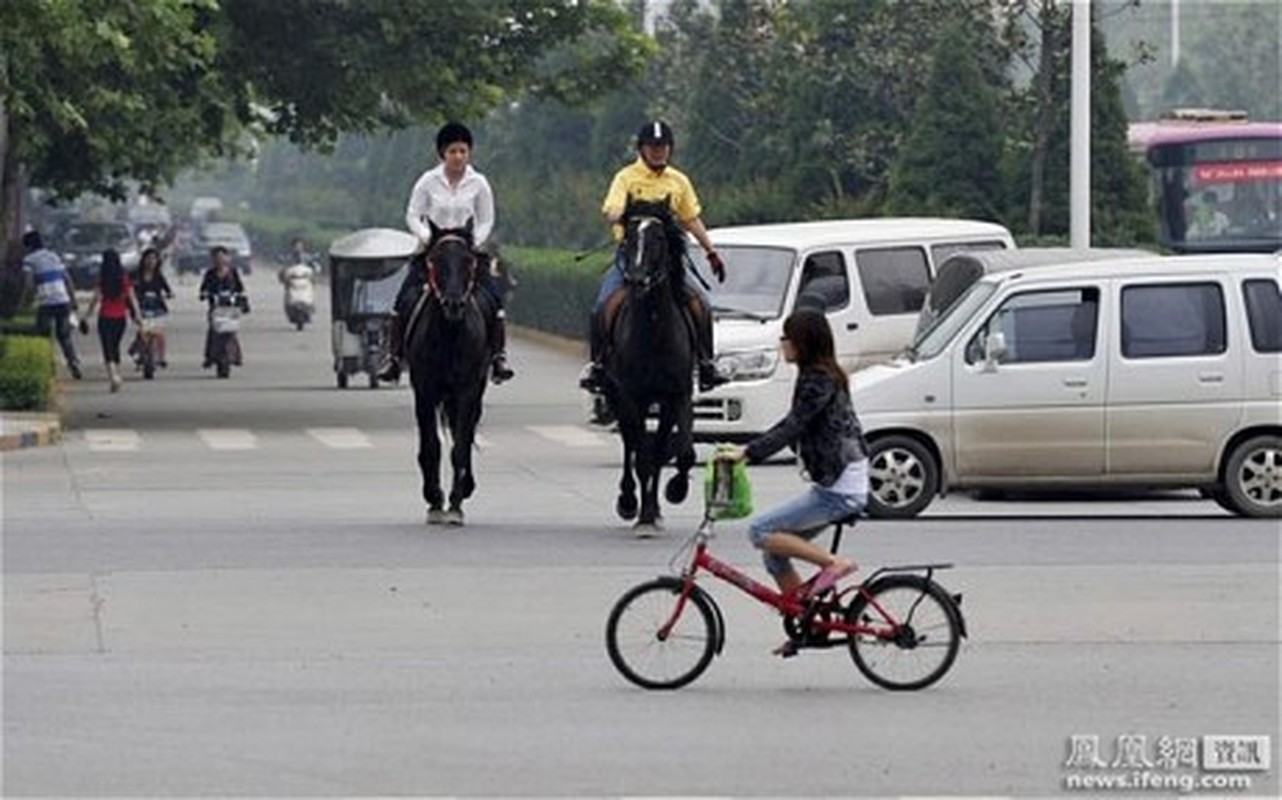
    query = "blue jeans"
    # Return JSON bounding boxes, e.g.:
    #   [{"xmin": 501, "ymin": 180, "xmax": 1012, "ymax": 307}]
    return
[
  {"xmin": 593, "ymin": 247, "xmax": 709, "ymax": 312},
  {"xmin": 748, "ymin": 483, "xmax": 866, "ymax": 577}
]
